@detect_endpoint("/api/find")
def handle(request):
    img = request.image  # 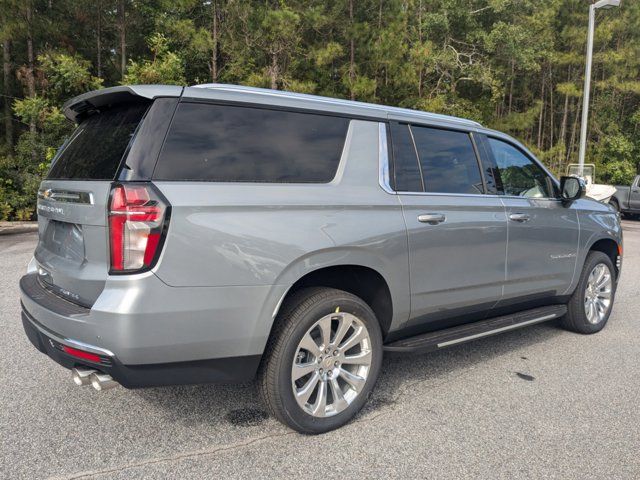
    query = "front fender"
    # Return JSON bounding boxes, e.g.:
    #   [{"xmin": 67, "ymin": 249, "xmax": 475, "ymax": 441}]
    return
[{"xmin": 565, "ymin": 201, "xmax": 622, "ymax": 295}]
